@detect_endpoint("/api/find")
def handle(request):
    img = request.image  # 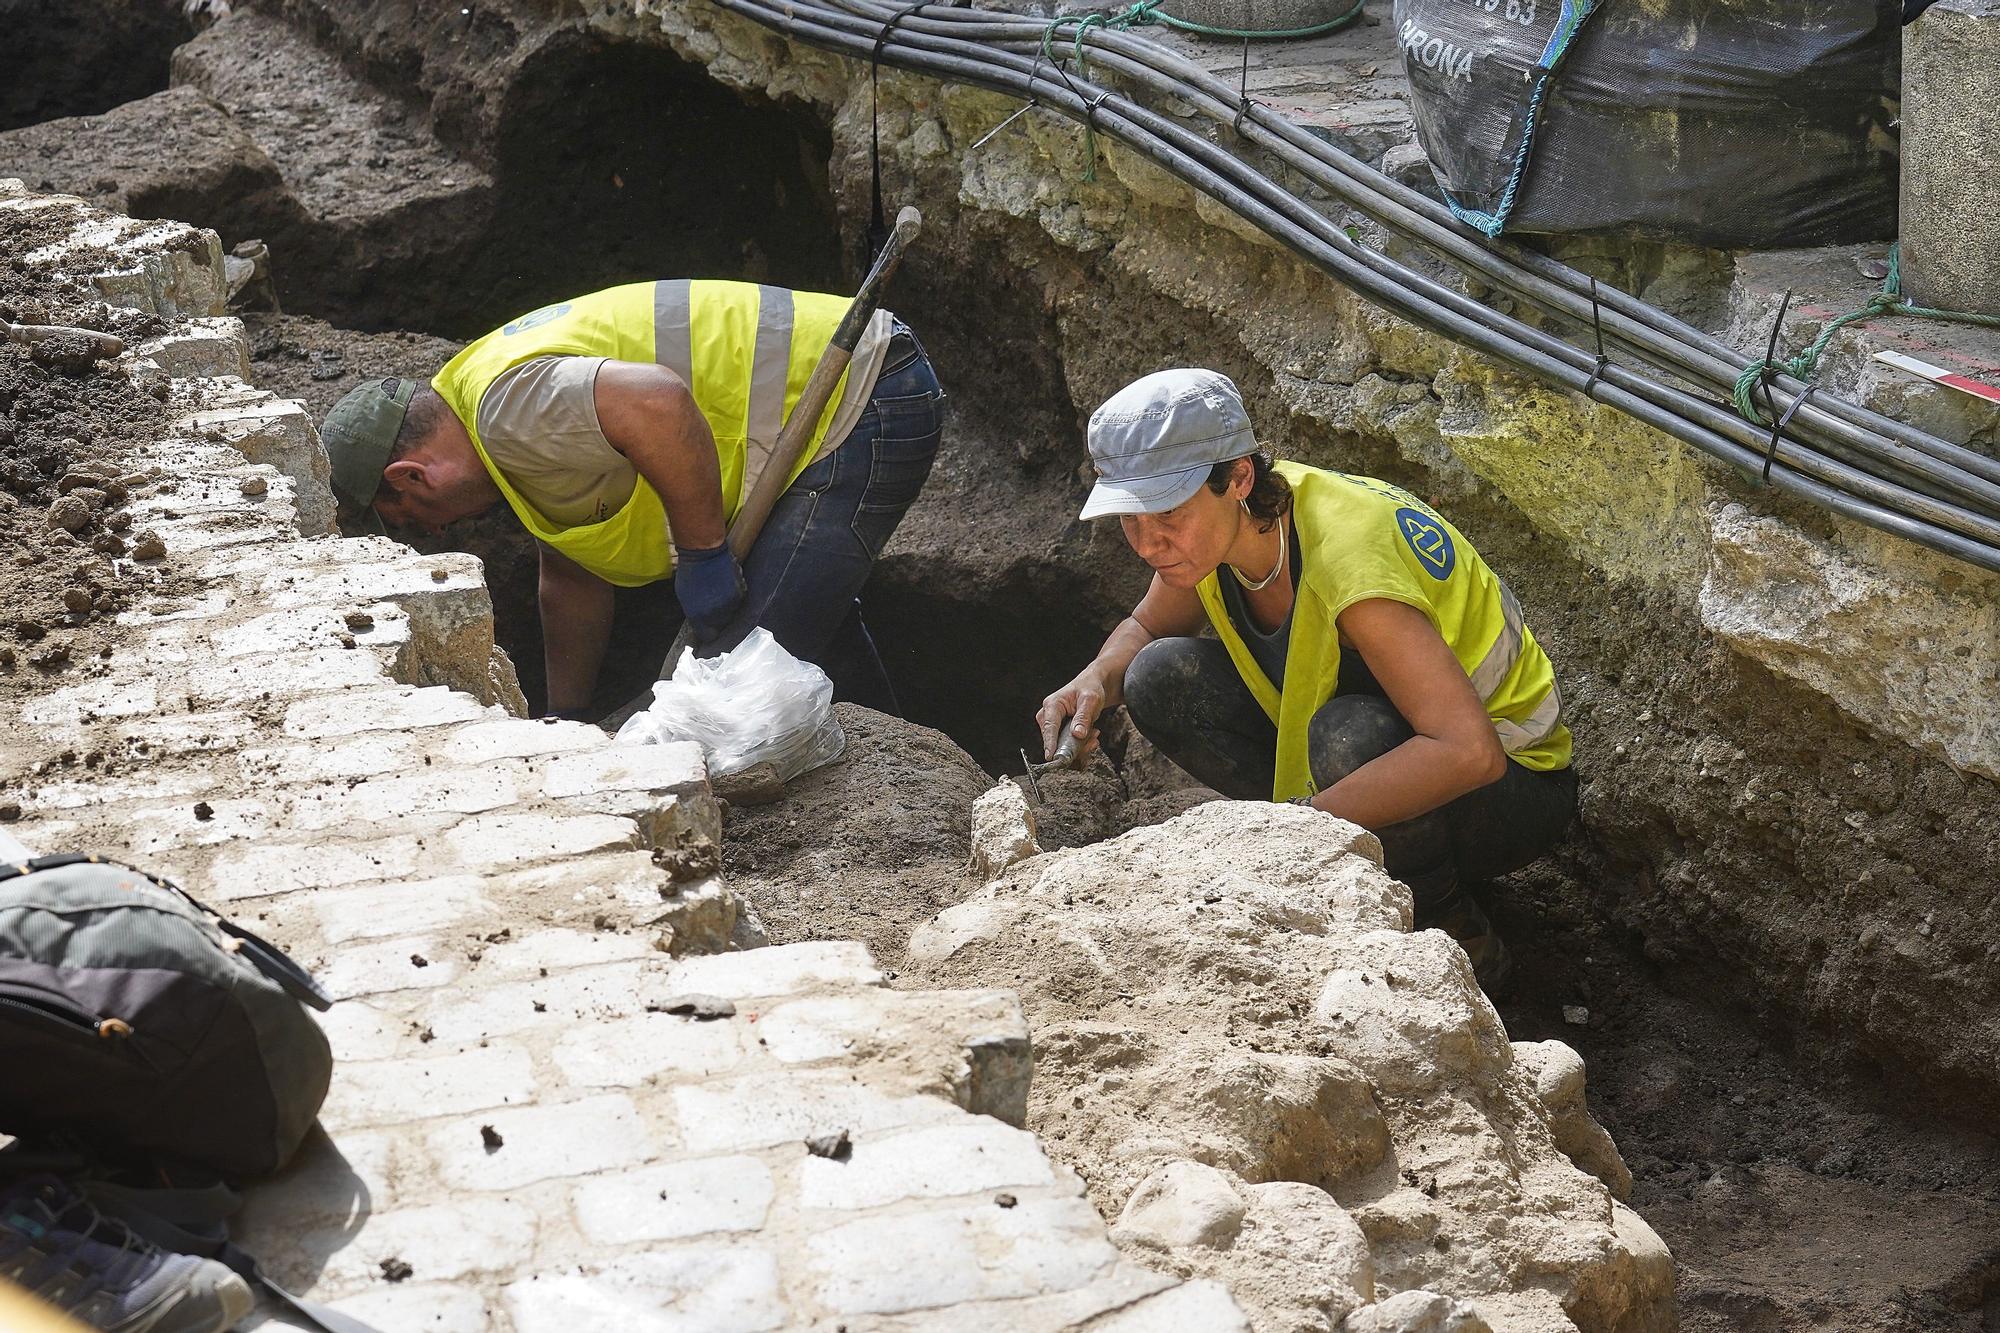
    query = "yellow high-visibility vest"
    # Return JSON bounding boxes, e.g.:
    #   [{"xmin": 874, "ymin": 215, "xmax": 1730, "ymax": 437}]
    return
[
  {"xmin": 432, "ymin": 280, "xmax": 864, "ymax": 587},
  {"xmin": 1195, "ymin": 461, "xmax": 1571, "ymax": 801}
]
